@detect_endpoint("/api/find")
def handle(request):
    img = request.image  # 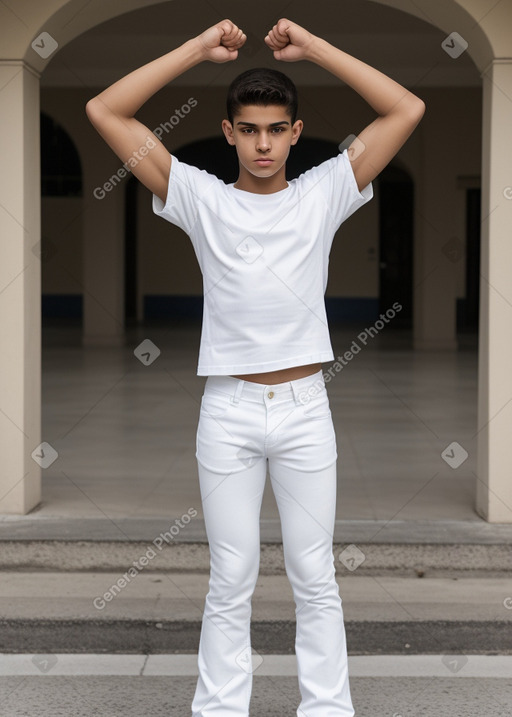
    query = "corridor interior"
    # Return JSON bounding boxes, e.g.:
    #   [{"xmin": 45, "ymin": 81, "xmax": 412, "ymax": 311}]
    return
[{"xmin": 38, "ymin": 319, "xmax": 479, "ymax": 523}]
